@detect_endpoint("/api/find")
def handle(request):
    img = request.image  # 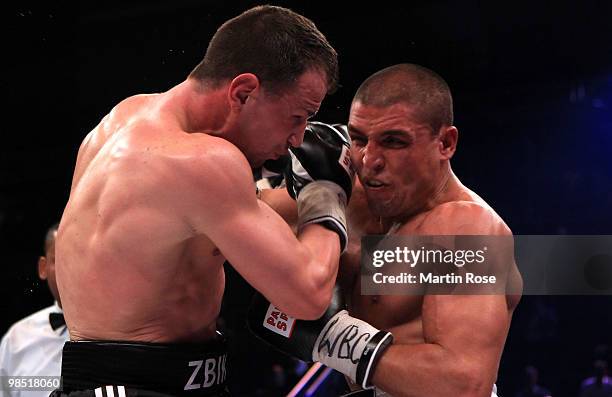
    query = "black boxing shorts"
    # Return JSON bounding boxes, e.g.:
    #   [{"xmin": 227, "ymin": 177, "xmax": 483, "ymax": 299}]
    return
[{"xmin": 50, "ymin": 333, "xmax": 230, "ymax": 397}]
